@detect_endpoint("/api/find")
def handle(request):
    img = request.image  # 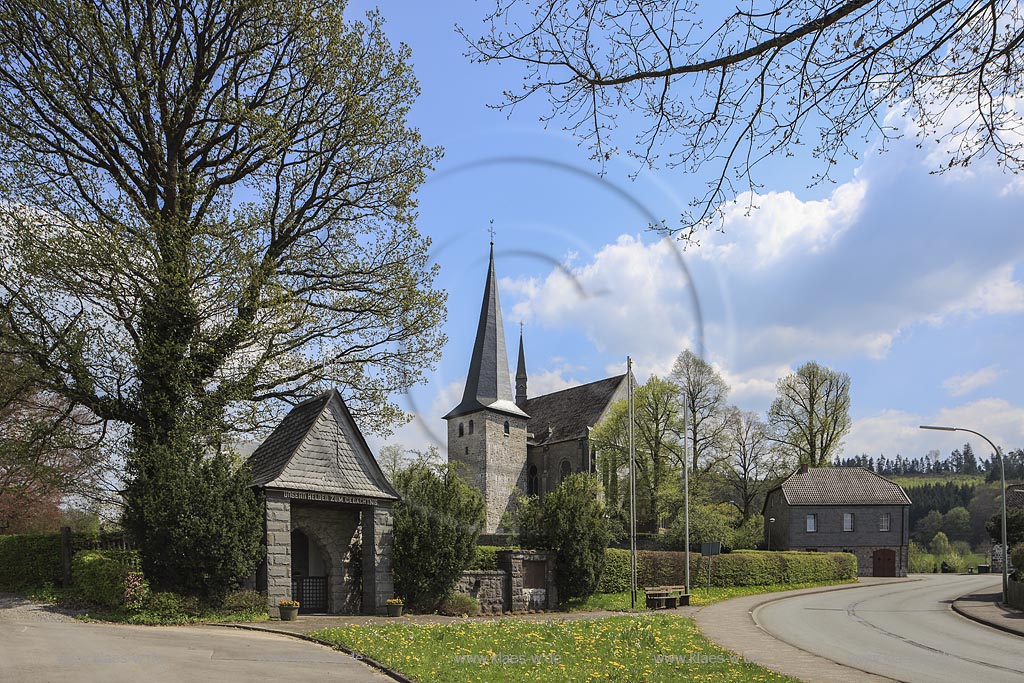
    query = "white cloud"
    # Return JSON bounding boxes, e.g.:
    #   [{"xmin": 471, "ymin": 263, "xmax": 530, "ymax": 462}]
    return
[
  {"xmin": 943, "ymin": 365, "xmax": 1002, "ymax": 397},
  {"xmin": 698, "ymin": 178, "xmax": 868, "ymax": 269},
  {"xmin": 931, "ymin": 264, "xmax": 1024, "ymax": 320},
  {"xmin": 844, "ymin": 399, "xmax": 1024, "ymax": 459}
]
